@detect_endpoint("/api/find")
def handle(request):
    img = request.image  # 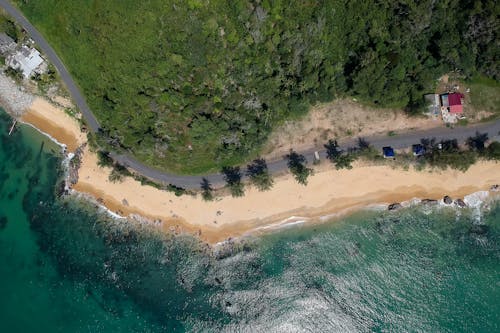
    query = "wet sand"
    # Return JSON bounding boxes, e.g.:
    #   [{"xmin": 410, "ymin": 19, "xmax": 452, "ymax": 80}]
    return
[{"xmin": 21, "ymin": 98, "xmax": 85, "ymax": 152}]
